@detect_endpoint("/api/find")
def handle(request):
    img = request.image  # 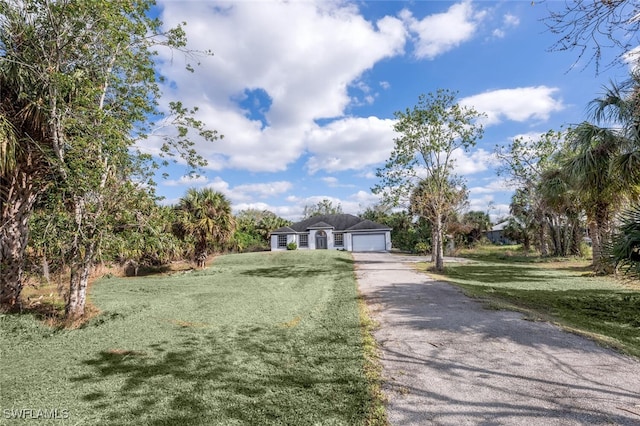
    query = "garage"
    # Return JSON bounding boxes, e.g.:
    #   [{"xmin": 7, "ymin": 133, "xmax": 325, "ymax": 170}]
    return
[{"xmin": 352, "ymin": 233, "xmax": 386, "ymax": 252}]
